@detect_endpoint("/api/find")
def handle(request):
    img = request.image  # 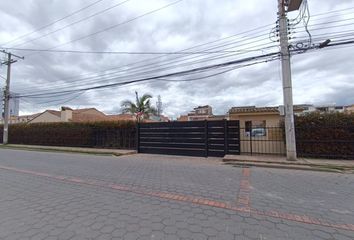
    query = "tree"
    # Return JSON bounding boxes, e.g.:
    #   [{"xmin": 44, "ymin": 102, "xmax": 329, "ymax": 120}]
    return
[{"xmin": 121, "ymin": 92, "xmax": 157, "ymax": 122}]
